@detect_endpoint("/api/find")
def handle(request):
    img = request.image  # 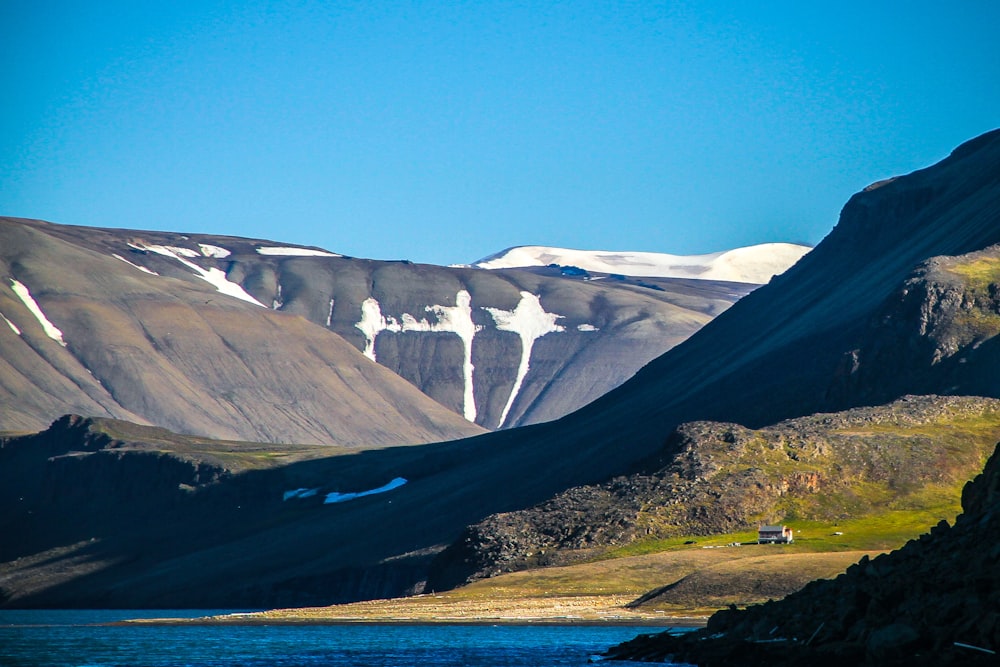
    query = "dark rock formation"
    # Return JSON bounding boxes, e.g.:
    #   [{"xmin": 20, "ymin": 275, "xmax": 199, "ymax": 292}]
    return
[
  {"xmin": 828, "ymin": 245, "xmax": 1000, "ymax": 407},
  {"xmin": 605, "ymin": 442, "xmax": 1000, "ymax": 665}
]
